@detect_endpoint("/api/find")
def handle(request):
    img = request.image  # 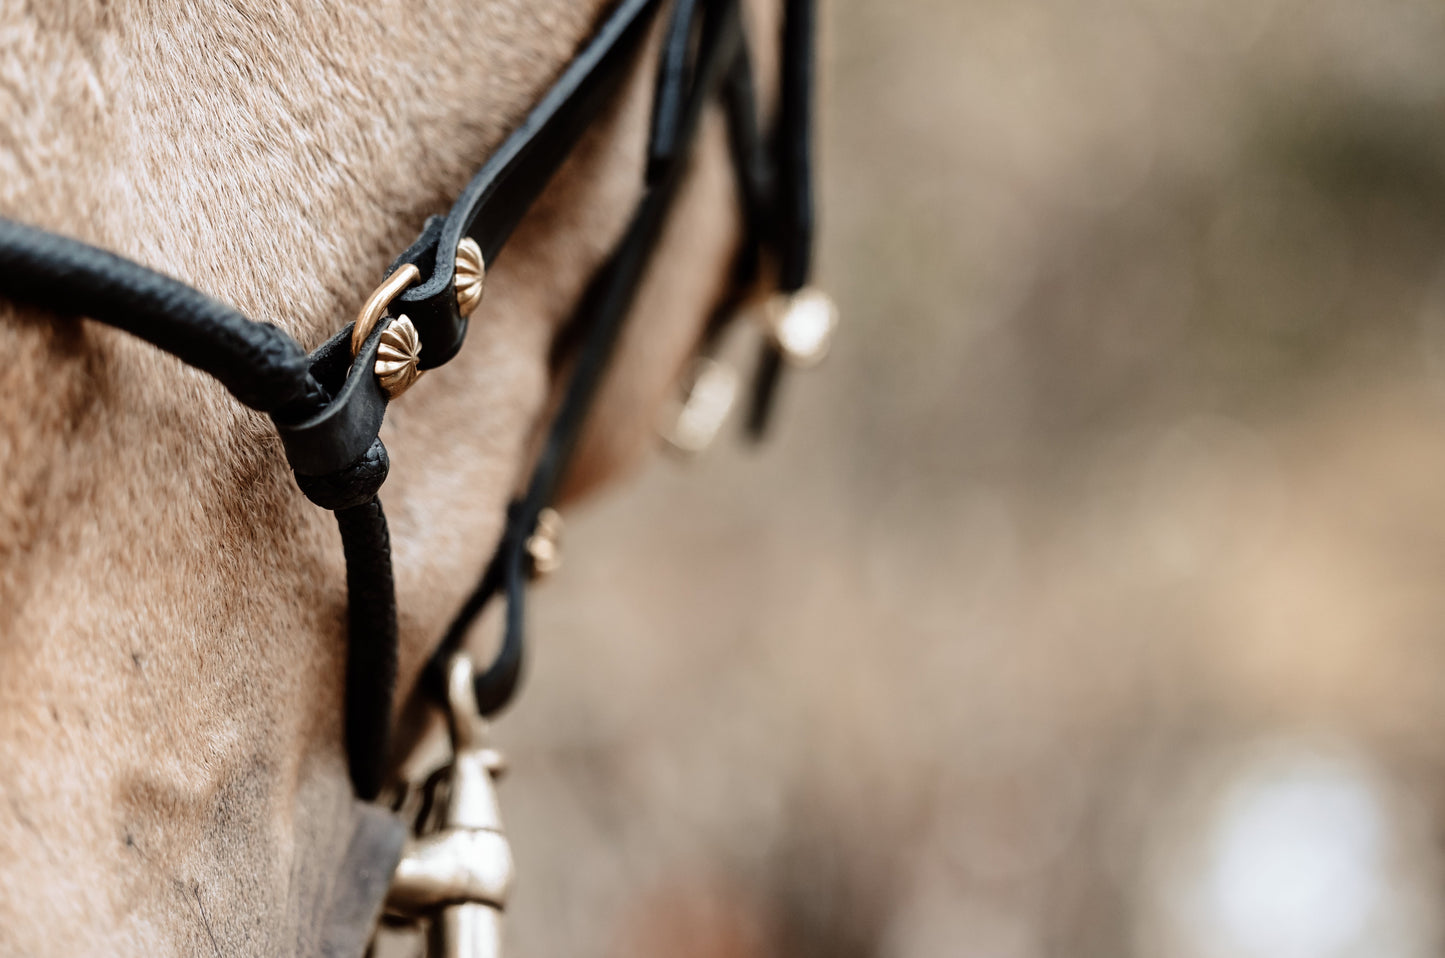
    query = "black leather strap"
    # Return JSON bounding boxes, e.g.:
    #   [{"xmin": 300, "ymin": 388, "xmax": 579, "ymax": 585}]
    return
[
  {"xmin": 0, "ymin": 217, "xmax": 400, "ymax": 802},
  {"xmin": 391, "ymin": 0, "xmax": 668, "ymax": 369},
  {"xmin": 774, "ymin": 0, "xmax": 816, "ymax": 293},
  {"xmin": 721, "ymin": 38, "xmax": 768, "ymax": 289},
  {"xmin": 647, "ymin": 0, "xmax": 704, "ymax": 182},
  {"xmin": 276, "ymin": 324, "xmax": 391, "ymax": 478},
  {"xmin": 422, "ymin": 0, "xmax": 749, "ymax": 716},
  {"xmin": 746, "ymin": 0, "xmax": 818, "ymax": 437}
]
